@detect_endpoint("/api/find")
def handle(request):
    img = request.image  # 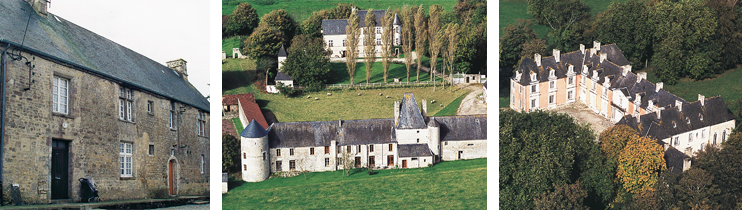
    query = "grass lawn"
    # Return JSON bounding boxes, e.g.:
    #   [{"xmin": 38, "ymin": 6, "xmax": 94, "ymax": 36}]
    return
[
  {"xmin": 223, "ymin": 158, "xmax": 486, "ymax": 209},
  {"xmin": 434, "ymin": 92, "xmax": 466, "ymax": 116},
  {"xmin": 328, "ymin": 62, "xmax": 442, "ymax": 84},
  {"xmin": 643, "ymin": 68, "xmax": 742, "ymax": 112},
  {"xmin": 223, "ymin": 36, "xmax": 245, "ymax": 58},
  {"xmin": 223, "ymin": 0, "xmax": 458, "ymax": 21},
  {"xmin": 499, "ymin": 0, "xmax": 628, "ymax": 38},
  {"xmin": 232, "ymin": 118, "xmax": 244, "ymax": 134},
  {"xmin": 499, "ymin": 96, "xmax": 510, "ymax": 109}
]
